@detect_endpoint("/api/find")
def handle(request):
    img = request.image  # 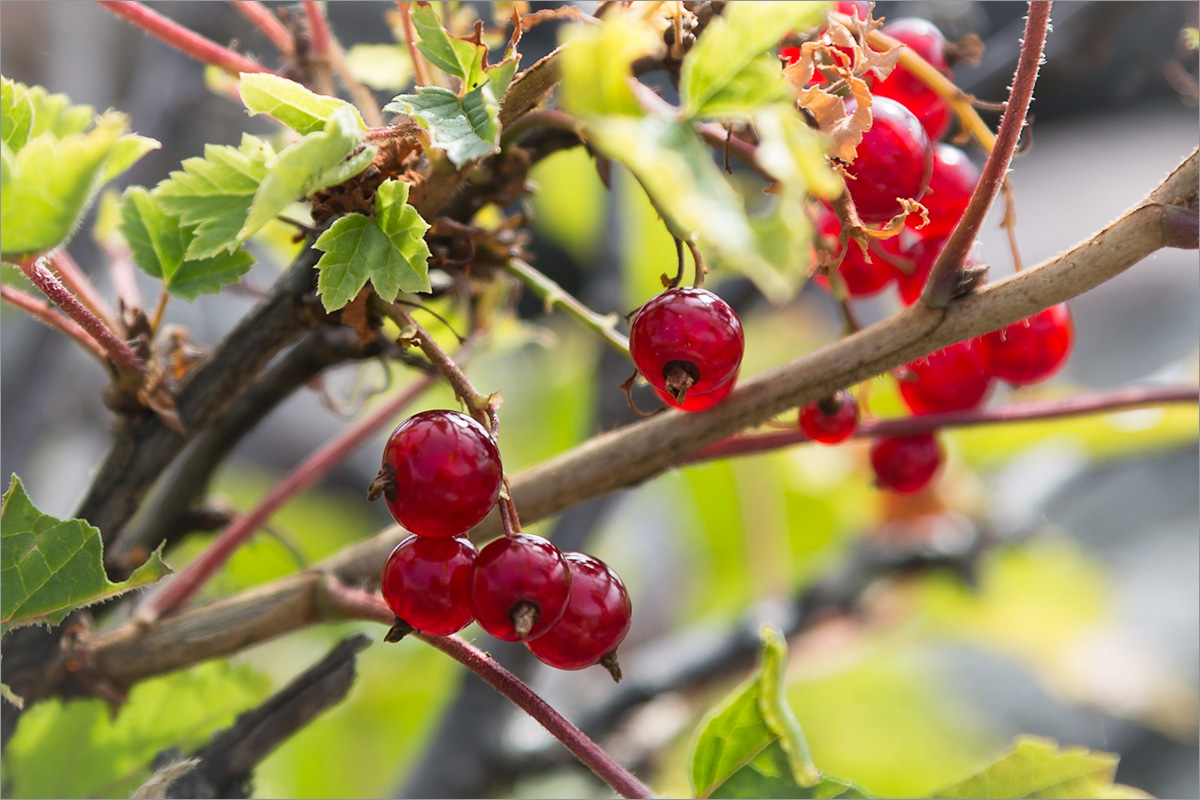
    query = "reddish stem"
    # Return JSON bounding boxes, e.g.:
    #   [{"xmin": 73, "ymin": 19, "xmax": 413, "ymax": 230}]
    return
[
  {"xmin": 1, "ymin": 285, "xmax": 110, "ymax": 365},
  {"xmin": 302, "ymin": 1, "xmax": 331, "ymax": 60},
  {"xmin": 97, "ymin": 1, "xmax": 275, "ymax": 76},
  {"xmin": 319, "ymin": 582, "xmax": 657, "ymax": 799},
  {"xmin": 921, "ymin": 1, "xmax": 1051, "ymax": 307},
  {"xmin": 682, "ymin": 385, "xmax": 1199, "ymax": 464},
  {"xmin": 134, "ymin": 370, "xmax": 440, "ymax": 624},
  {"xmin": 17, "ymin": 255, "xmax": 145, "ymax": 380},
  {"xmin": 230, "ymin": 1, "xmax": 295, "ymax": 56},
  {"xmin": 46, "ymin": 250, "xmax": 119, "ymax": 333}
]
